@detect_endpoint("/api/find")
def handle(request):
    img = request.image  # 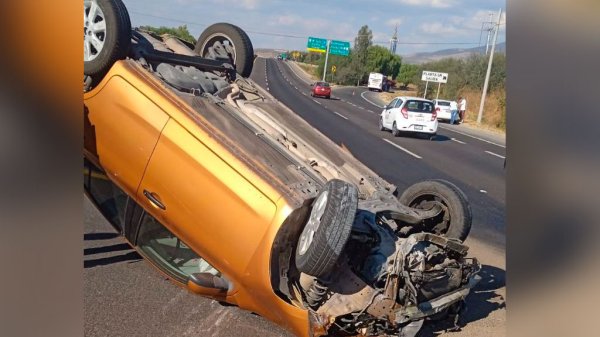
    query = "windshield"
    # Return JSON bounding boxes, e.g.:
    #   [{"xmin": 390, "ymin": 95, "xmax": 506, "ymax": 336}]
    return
[{"xmin": 405, "ymin": 100, "xmax": 434, "ymax": 113}]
